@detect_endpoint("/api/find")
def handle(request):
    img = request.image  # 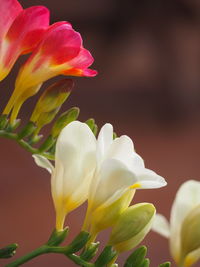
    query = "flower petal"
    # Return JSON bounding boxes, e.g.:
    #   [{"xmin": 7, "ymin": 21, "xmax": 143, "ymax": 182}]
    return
[
  {"xmin": 96, "ymin": 123, "xmax": 113, "ymax": 164},
  {"xmin": 54, "ymin": 121, "xmax": 96, "ymax": 202},
  {"xmin": 132, "ymin": 168, "xmax": 167, "ymax": 189},
  {"xmin": 0, "ymin": 0, "xmax": 22, "ymax": 40},
  {"xmin": 170, "ymin": 180, "xmax": 200, "ymax": 263},
  {"xmin": 106, "ymin": 135, "xmax": 144, "ymax": 170},
  {"xmin": 6, "ymin": 6, "xmax": 50, "ymax": 53},
  {"xmin": 92, "ymin": 158, "xmax": 138, "ymax": 209},
  {"xmin": 32, "ymin": 154, "xmax": 54, "ymax": 174},
  {"xmin": 0, "ymin": 6, "xmax": 49, "ymax": 81},
  {"xmin": 152, "ymin": 213, "xmax": 170, "ymax": 238}
]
